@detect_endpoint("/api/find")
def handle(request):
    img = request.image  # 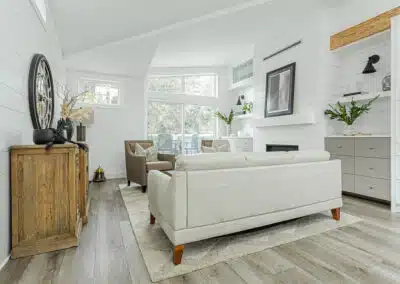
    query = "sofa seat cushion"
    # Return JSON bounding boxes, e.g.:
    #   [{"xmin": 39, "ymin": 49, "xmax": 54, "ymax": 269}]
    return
[
  {"xmin": 175, "ymin": 153, "xmax": 247, "ymax": 171},
  {"xmin": 245, "ymin": 150, "xmax": 330, "ymax": 167},
  {"xmin": 147, "ymin": 161, "xmax": 173, "ymax": 171}
]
